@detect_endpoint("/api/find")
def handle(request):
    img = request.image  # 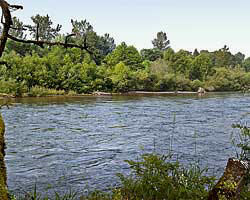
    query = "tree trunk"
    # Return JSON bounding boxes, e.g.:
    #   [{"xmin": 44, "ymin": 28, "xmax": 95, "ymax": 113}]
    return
[
  {"xmin": 0, "ymin": 113, "xmax": 7, "ymax": 200},
  {"xmin": 208, "ymin": 158, "xmax": 249, "ymax": 200}
]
